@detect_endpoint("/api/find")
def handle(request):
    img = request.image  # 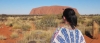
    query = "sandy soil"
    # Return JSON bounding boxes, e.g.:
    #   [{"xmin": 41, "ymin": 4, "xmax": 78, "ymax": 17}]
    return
[
  {"xmin": 0, "ymin": 24, "xmax": 20, "ymax": 43},
  {"xmin": 84, "ymin": 34, "xmax": 100, "ymax": 43}
]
